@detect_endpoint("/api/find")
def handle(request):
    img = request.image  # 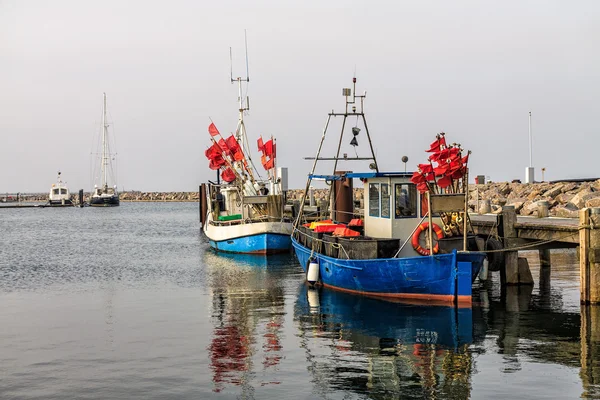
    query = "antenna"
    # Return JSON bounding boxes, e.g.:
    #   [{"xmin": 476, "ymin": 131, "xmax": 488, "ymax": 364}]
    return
[
  {"xmin": 229, "ymin": 47, "xmax": 234, "ymax": 83},
  {"xmin": 244, "ymin": 29, "xmax": 250, "ymax": 82}
]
